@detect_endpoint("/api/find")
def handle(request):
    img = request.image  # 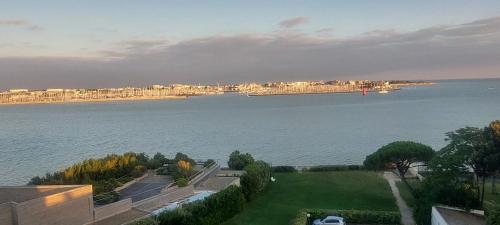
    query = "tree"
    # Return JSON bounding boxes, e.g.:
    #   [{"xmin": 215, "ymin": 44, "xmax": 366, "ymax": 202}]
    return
[
  {"xmin": 240, "ymin": 160, "xmax": 270, "ymax": 200},
  {"xmin": 228, "ymin": 150, "xmax": 255, "ymax": 170},
  {"xmin": 364, "ymin": 141, "xmax": 434, "ymax": 178},
  {"xmin": 412, "ymin": 152, "xmax": 480, "ymax": 225},
  {"xmin": 441, "ymin": 126, "xmax": 499, "ymax": 205},
  {"xmin": 486, "ymin": 120, "xmax": 500, "ymax": 195}
]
